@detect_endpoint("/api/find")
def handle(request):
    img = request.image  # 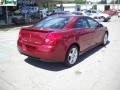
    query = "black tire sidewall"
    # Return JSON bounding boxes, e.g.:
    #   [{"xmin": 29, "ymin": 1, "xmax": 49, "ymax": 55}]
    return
[{"xmin": 102, "ymin": 16, "xmax": 106, "ymax": 22}]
